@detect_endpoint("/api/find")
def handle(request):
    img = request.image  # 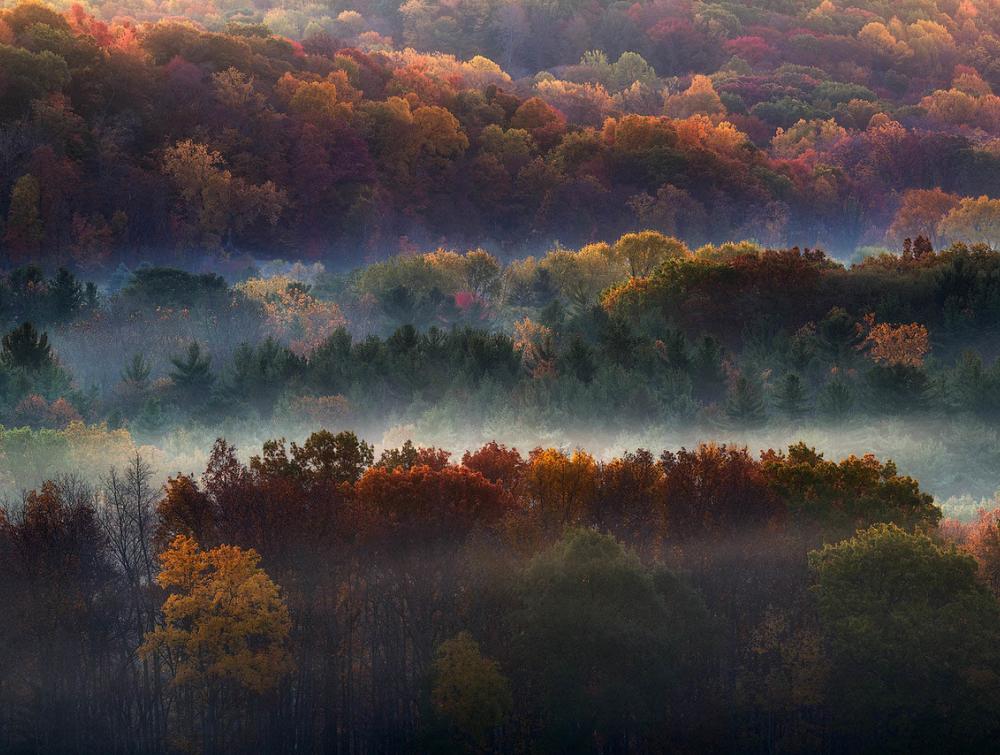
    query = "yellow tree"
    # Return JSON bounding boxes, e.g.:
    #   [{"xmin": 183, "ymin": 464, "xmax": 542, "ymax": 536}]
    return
[
  {"xmin": 141, "ymin": 535, "xmax": 292, "ymax": 750},
  {"xmin": 664, "ymin": 74, "xmax": 725, "ymax": 118},
  {"xmin": 886, "ymin": 188, "xmax": 959, "ymax": 248},
  {"xmin": 520, "ymin": 448, "xmax": 599, "ymax": 544},
  {"xmin": 937, "ymin": 195, "xmax": 1000, "ymax": 248},
  {"xmin": 612, "ymin": 231, "xmax": 690, "ymax": 277},
  {"xmin": 771, "ymin": 118, "xmax": 847, "ymax": 159},
  {"xmin": 162, "ymin": 140, "xmax": 286, "ymax": 250},
  {"xmin": 540, "ymin": 242, "xmax": 626, "ymax": 308}
]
